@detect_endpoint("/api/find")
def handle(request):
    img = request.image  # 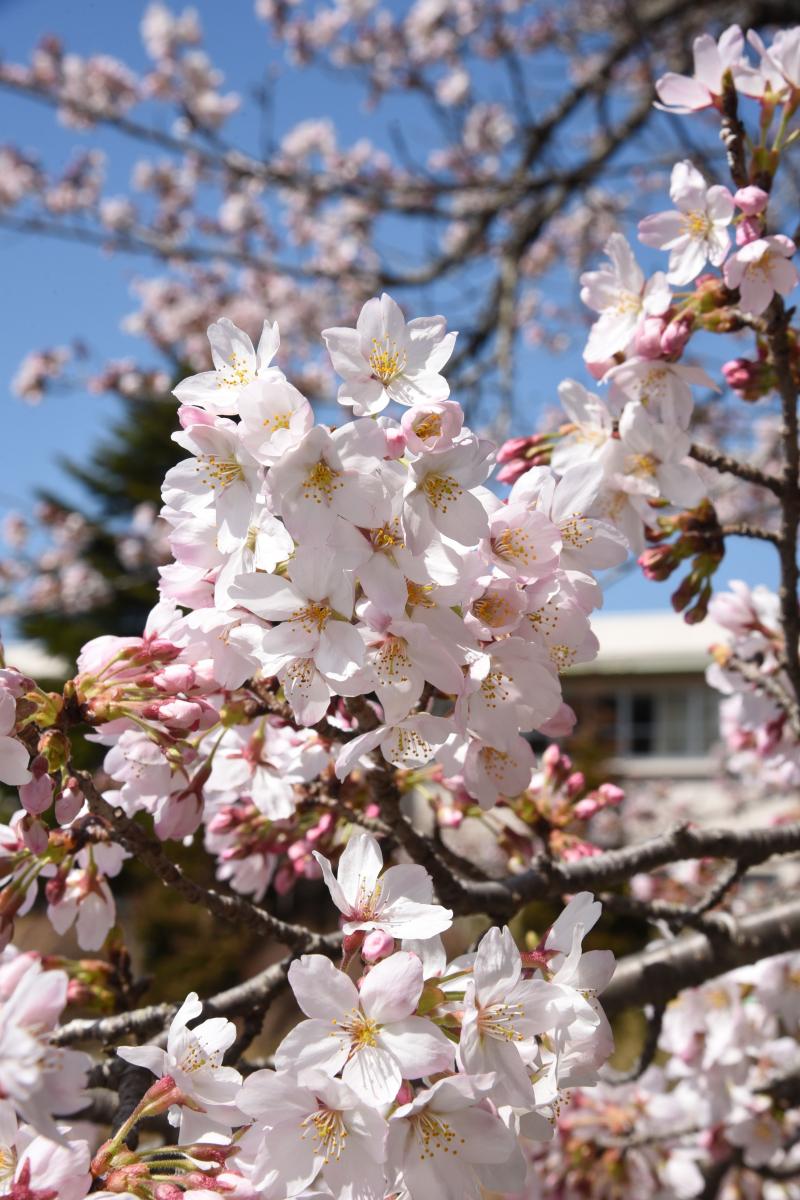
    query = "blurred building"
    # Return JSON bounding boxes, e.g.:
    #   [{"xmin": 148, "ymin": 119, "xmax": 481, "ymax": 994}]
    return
[{"xmin": 562, "ymin": 611, "xmax": 730, "ymax": 824}]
